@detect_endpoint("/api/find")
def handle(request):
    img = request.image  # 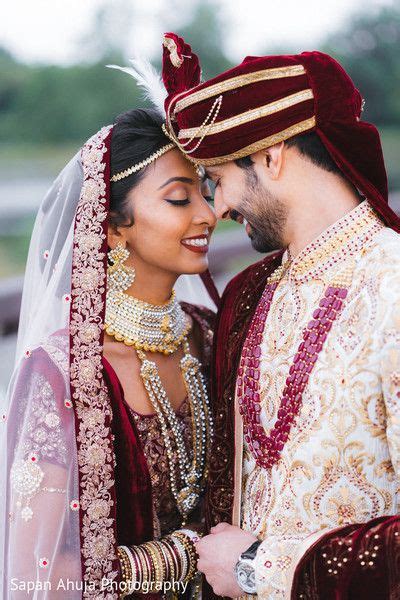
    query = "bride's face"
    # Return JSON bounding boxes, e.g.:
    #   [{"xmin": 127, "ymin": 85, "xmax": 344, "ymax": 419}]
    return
[{"xmin": 112, "ymin": 149, "xmax": 216, "ymax": 276}]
